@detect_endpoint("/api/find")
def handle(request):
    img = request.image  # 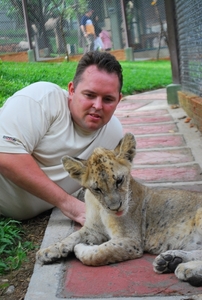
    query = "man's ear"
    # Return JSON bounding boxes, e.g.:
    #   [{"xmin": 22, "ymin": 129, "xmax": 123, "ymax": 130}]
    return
[
  {"xmin": 62, "ymin": 156, "xmax": 87, "ymax": 183},
  {"xmin": 118, "ymin": 92, "xmax": 123, "ymax": 104},
  {"xmin": 114, "ymin": 133, "xmax": 136, "ymax": 163},
  {"xmin": 68, "ymin": 81, "xmax": 74, "ymax": 96}
]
